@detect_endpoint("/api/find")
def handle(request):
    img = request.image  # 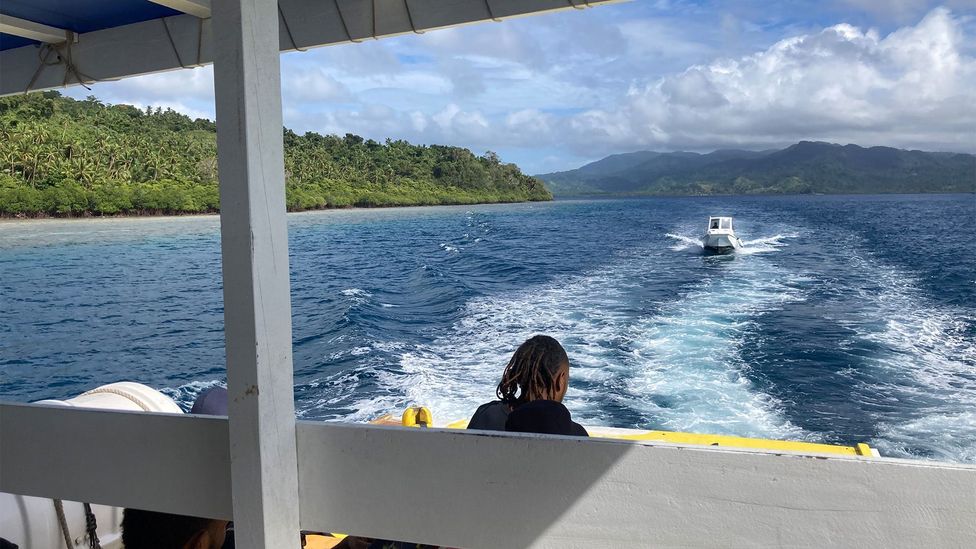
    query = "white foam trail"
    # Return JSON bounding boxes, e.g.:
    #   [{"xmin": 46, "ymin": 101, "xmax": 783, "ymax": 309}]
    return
[
  {"xmin": 340, "ymin": 288, "xmax": 372, "ymax": 306},
  {"xmin": 368, "ymin": 268, "xmax": 634, "ymax": 424},
  {"xmin": 160, "ymin": 379, "xmax": 225, "ymax": 412},
  {"xmin": 737, "ymin": 233, "xmax": 797, "ymax": 255},
  {"xmin": 625, "ymin": 259, "xmax": 810, "ymax": 438},
  {"xmin": 841, "ymin": 251, "xmax": 976, "ymax": 460},
  {"xmin": 876, "ymin": 412, "xmax": 976, "ymax": 463},
  {"xmin": 324, "ymin": 247, "xmax": 805, "ymax": 440},
  {"xmin": 296, "ymin": 340, "xmax": 412, "ymax": 422},
  {"xmin": 340, "ymin": 288, "xmax": 371, "ymax": 297},
  {"xmin": 665, "ymin": 233, "xmax": 704, "ymax": 251},
  {"xmin": 740, "ymin": 233, "xmax": 797, "ymax": 247},
  {"xmin": 665, "ymin": 232, "xmax": 796, "ymax": 254}
]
